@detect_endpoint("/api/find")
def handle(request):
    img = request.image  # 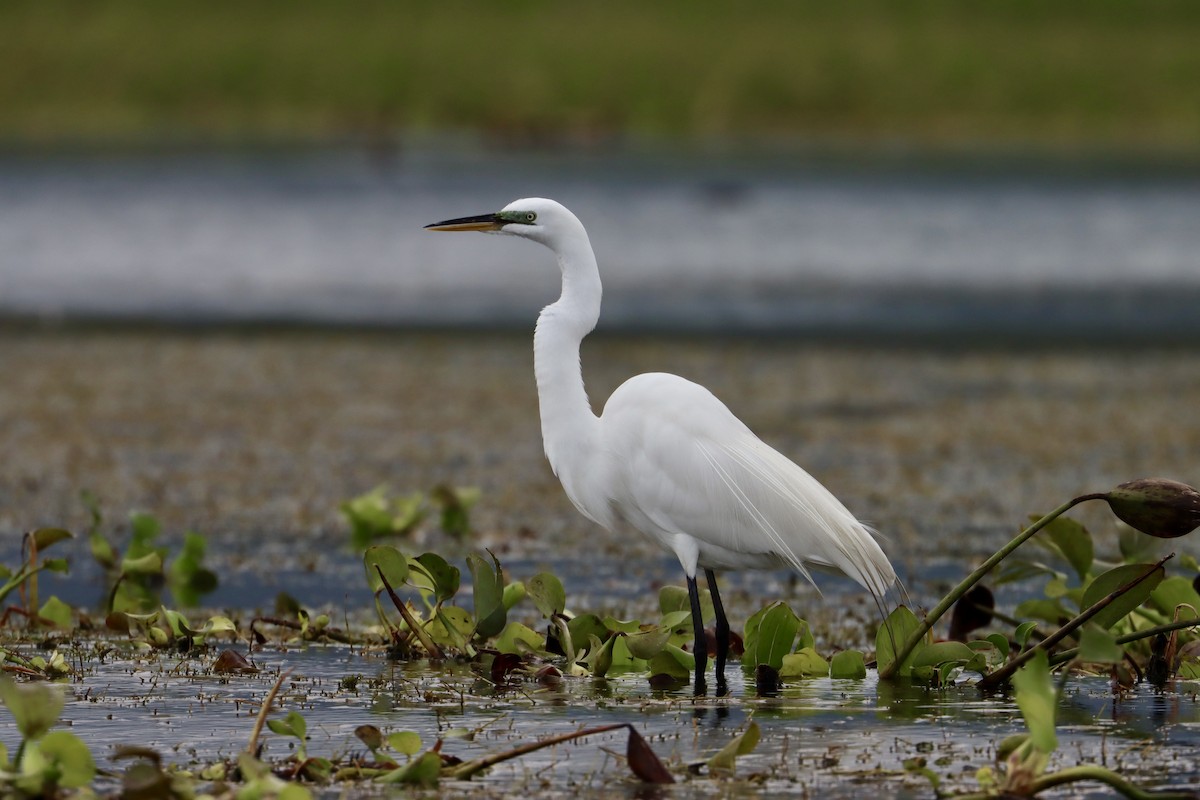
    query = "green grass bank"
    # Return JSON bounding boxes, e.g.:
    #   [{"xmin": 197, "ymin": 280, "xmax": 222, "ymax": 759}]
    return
[{"xmin": 3, "ymin": 0, "xmax": 1200, "ymax": 154}]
